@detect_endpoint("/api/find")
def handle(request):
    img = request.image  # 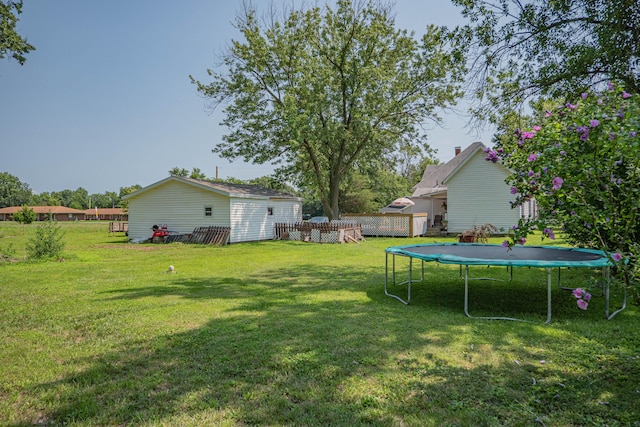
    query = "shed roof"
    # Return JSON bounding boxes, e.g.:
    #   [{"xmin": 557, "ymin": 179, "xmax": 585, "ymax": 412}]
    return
[{"xmin": 123, "ymin": 176, "xmax": 302, "ymax": 201}]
